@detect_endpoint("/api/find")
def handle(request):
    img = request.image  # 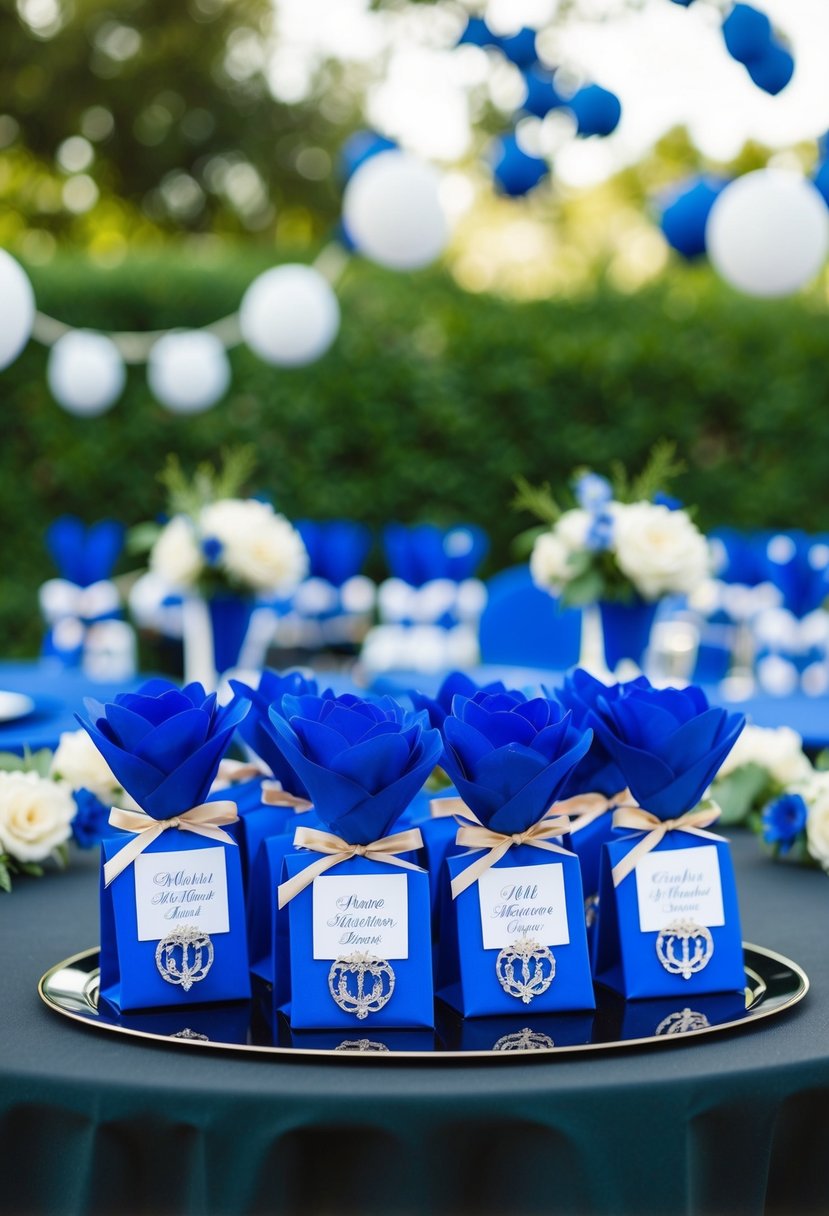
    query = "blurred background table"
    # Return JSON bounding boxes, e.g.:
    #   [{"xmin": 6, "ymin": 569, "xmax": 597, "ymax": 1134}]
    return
[{"xmin": 2, "ymin": 830, "xmax": 827, "ymax": 1216}]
